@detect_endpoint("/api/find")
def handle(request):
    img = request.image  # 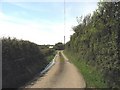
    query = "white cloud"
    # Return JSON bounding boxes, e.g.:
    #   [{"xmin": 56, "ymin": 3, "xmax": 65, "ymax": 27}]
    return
[
  {"xmin": 1, "ymin": 0, "xmax": 100, "ymax": 2},
  {"xmin": 0, "ymin": 12, "xmax": 67, "ymax": 45},
  {"xmin": 0, "ymin": 1, "xmax": 98, "ymax": 45},
  {"xmin": 64, "ymin": 2, "xmax": 98, "ymax": 41}
]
